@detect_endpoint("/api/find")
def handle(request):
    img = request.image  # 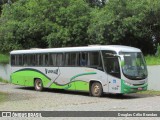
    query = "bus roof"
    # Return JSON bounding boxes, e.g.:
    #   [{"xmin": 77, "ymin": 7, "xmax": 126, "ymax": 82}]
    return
[{"xmin": 10, "ymin": 45, "xmax": 141, "ymax": 54}]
